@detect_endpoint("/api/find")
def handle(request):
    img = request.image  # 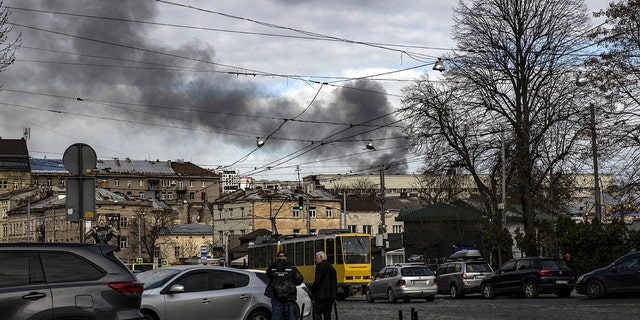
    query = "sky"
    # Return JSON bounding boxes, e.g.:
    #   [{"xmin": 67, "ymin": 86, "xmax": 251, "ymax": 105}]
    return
[{"xmin": 0, "ymin": 0, "xmax": 612, "ymax": 181}]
